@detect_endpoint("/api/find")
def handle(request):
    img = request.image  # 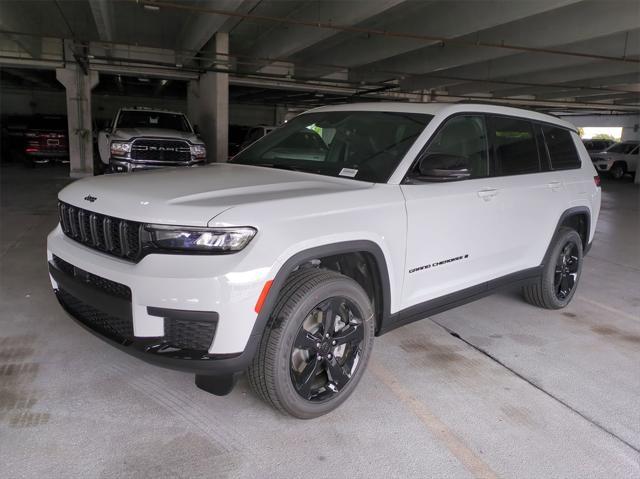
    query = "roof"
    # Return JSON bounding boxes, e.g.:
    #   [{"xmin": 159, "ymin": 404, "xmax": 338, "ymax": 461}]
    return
[
  {"xmin": 306, "ymin": 102, "xmax": 578, "ymax": 132},
  {"xmin": 119, "ymin": 107, "xmax": 186, "ymax": 116}
]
